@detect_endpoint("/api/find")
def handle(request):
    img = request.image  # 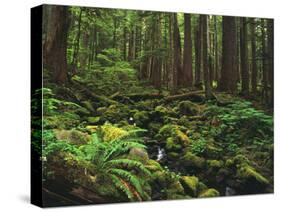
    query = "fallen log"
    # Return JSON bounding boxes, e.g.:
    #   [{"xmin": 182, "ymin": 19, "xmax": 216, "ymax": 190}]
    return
[
  {"xmin": 164, "ymin": 90, "xmax": 205, "ymax": 102},
  {"xmin": 71, "ymin": 80, "xmax": 118, "ymax": 105},
  {"xmin": 113, "ymin": 93, "xmax": 165, "ymax": 101}
]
